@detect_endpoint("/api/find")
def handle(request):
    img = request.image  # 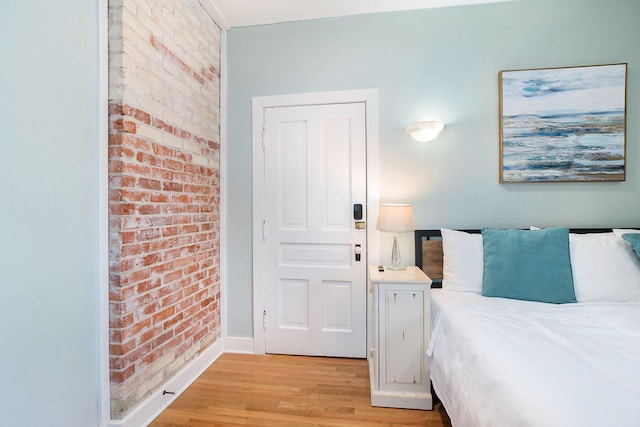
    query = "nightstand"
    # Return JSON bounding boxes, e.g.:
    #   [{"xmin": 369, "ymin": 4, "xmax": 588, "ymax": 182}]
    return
[{"xmin": 368, "ymin": 265, "xmax": 432, "ymax": 410}]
